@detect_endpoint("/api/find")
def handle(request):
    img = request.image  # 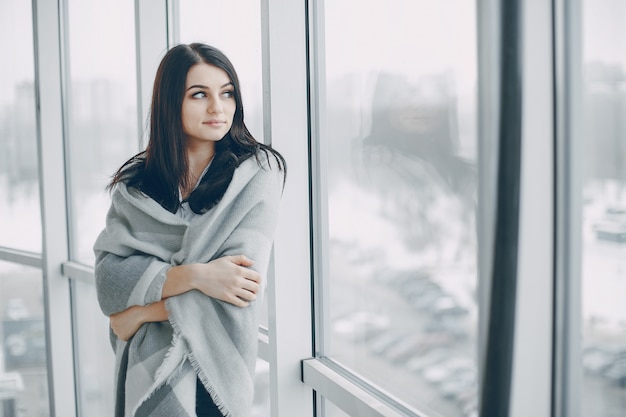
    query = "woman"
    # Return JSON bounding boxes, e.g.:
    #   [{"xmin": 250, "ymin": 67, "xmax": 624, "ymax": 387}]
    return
[{"xmin": 93, "ymin": 43, "xmax": 285, "ymax": 417}]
